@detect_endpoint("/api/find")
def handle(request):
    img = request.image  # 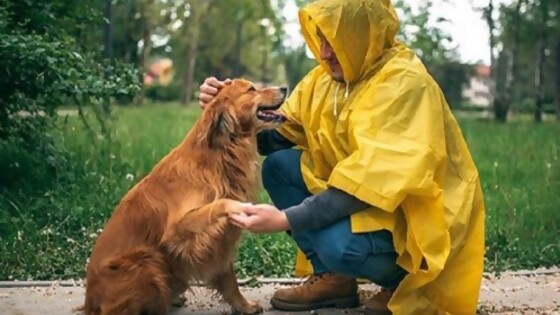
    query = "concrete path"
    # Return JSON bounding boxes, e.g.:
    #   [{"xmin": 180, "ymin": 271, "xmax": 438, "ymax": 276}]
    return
[{"xmin": 0, "ymin": 270, "xmax": 558, "ymax": 315}]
